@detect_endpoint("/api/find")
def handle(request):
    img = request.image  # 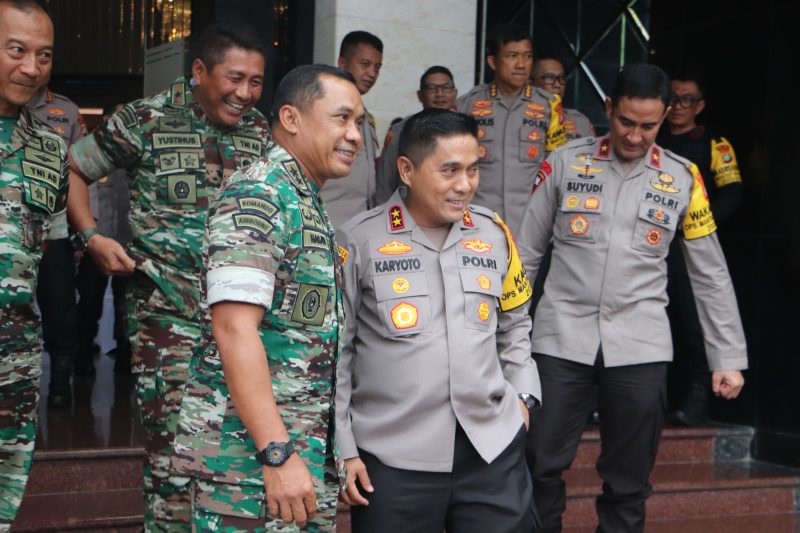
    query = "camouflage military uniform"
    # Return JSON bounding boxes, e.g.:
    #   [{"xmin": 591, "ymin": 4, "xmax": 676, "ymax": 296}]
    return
[
  {"xmin": 69, "ymin": 76, "xmax": 271, "ymax": 532},
  {"xmin": 0, "ymin": 109, "xmax": 69, "ymax": 530},
  {"xmin": 171, "ymin": 143, "xmax": 344, "ymax": 532}
]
